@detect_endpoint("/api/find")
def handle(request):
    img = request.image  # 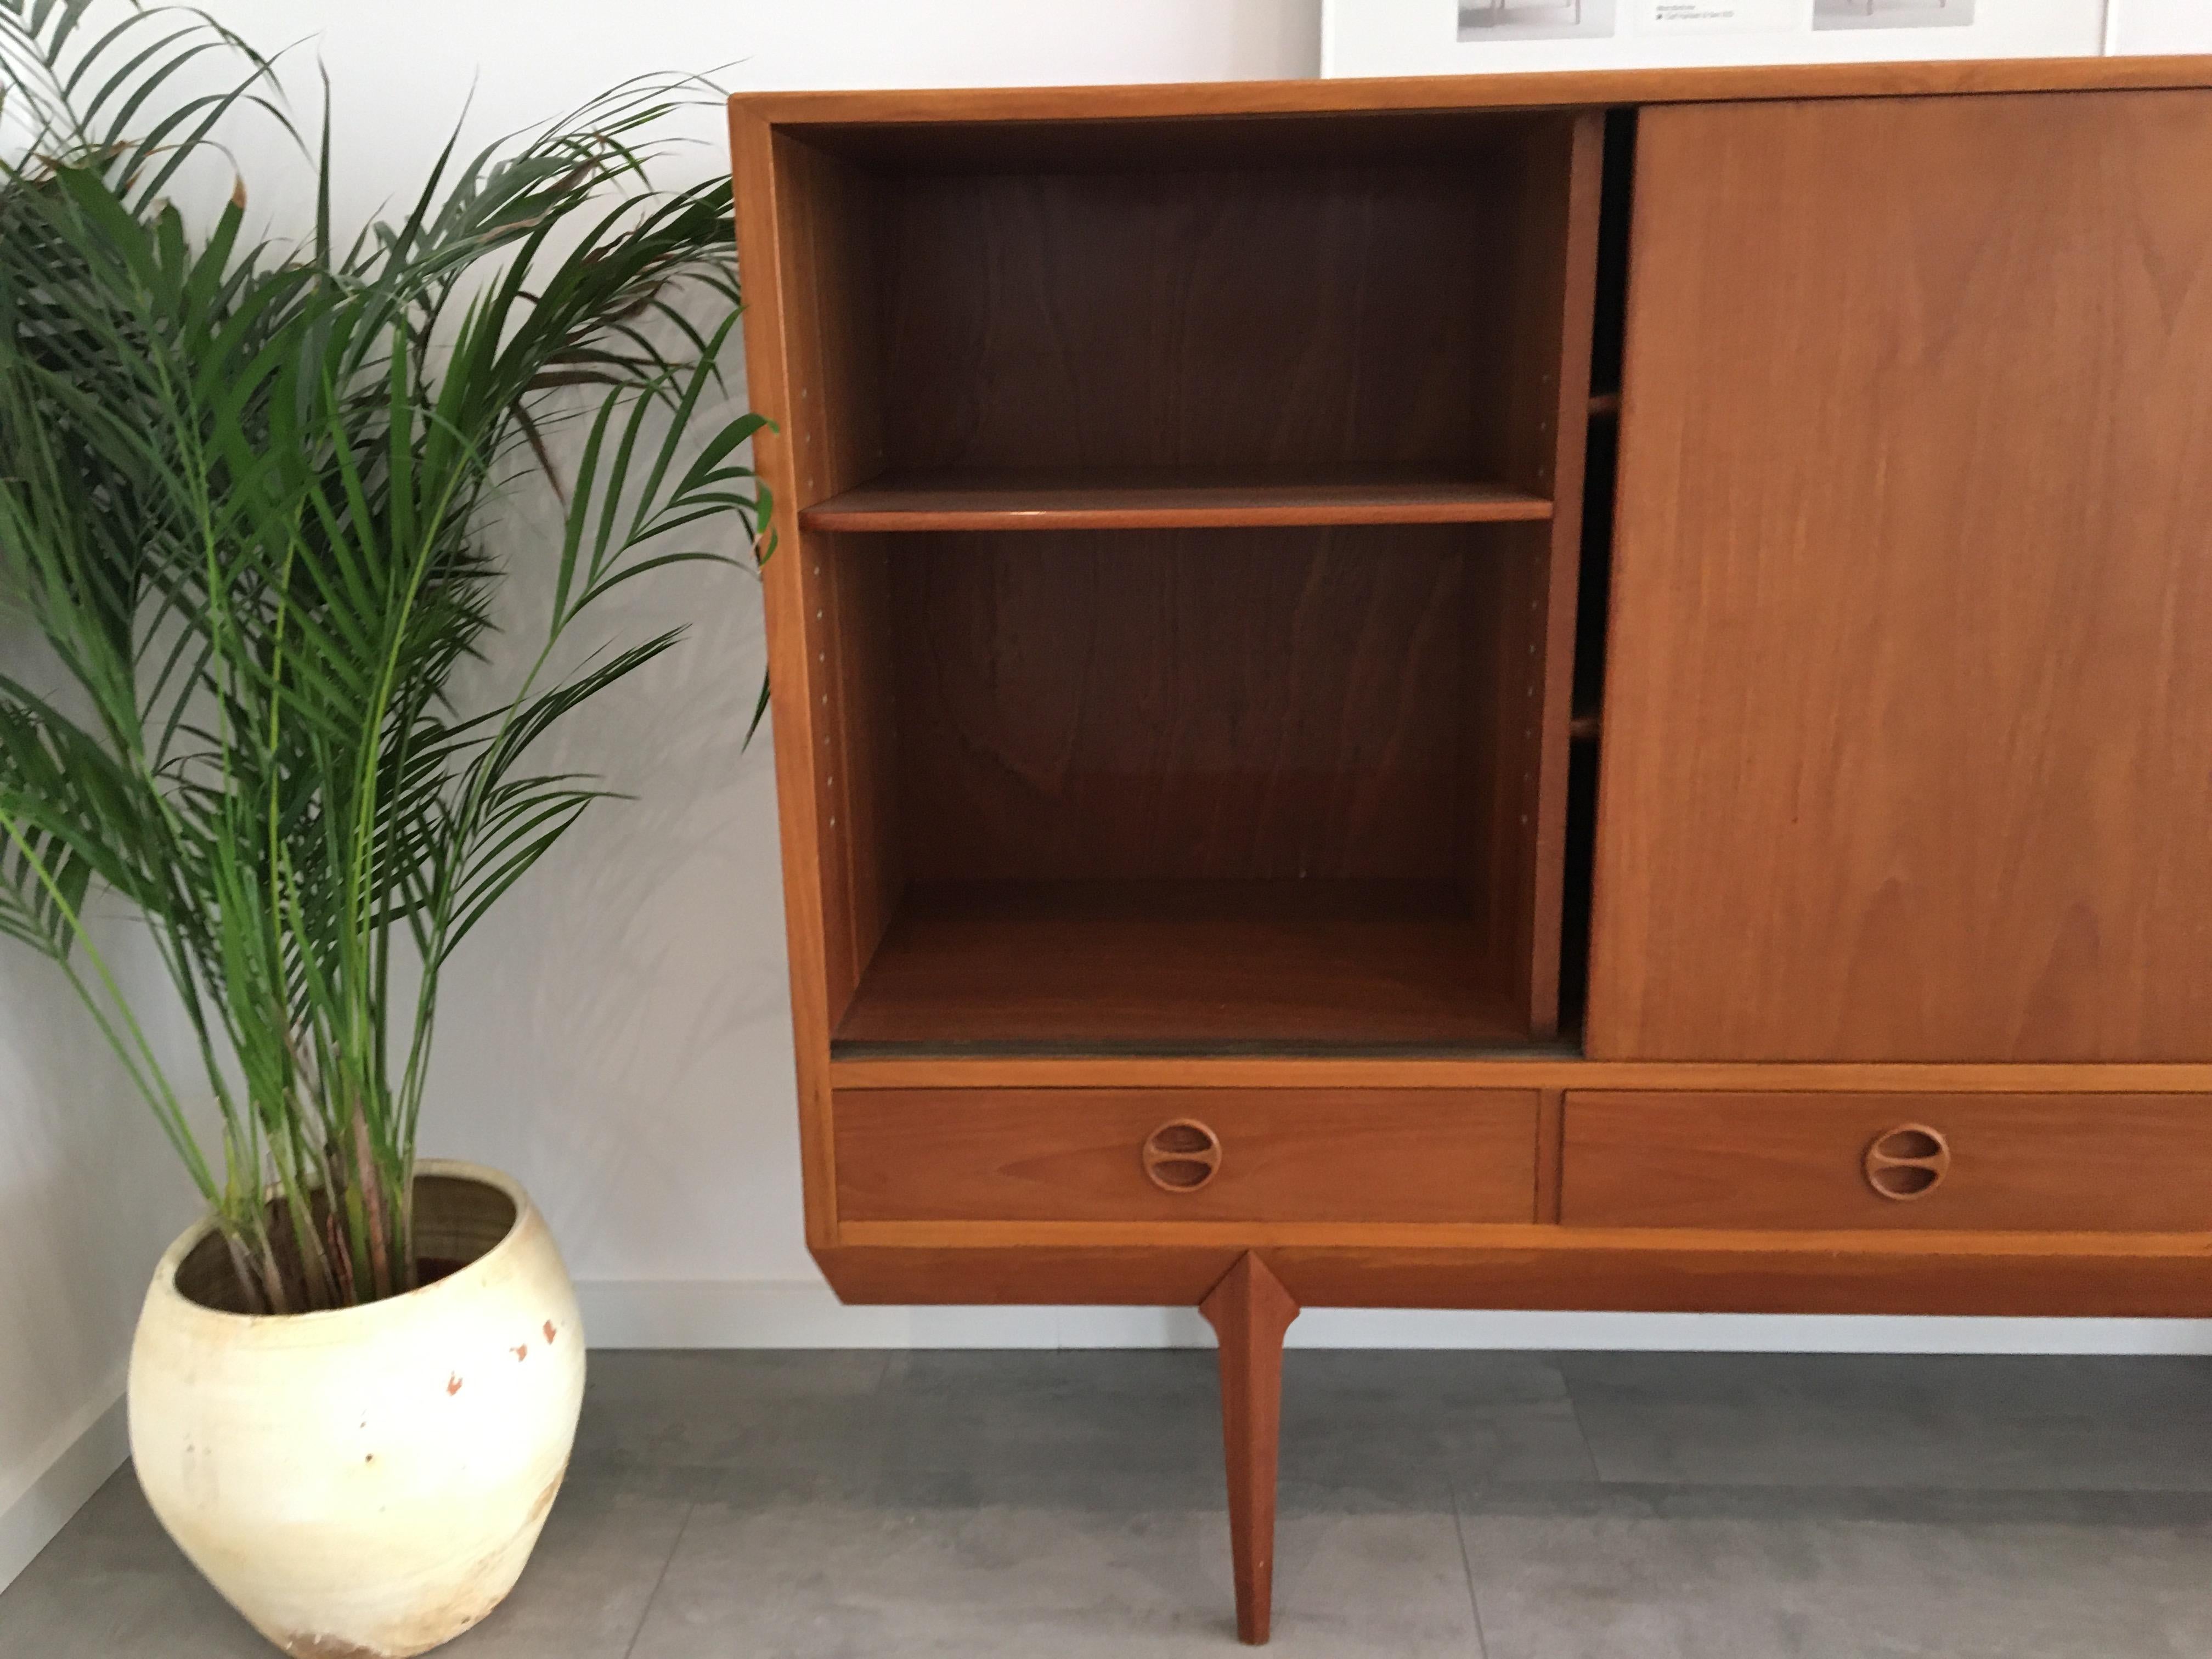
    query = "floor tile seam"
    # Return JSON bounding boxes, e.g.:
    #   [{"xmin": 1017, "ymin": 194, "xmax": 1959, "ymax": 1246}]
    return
[
  {"xmin": 1447, "ymin": 1482, "xmax": 1492, "ymax": 1659},
  {"xmin": 619, "ymin": 1499, "xmax": 696, "ymax": 1659},
  {"xmin": 1548, "ymin": 1350, "xmax": 1609, "ymax": 1483},
  {"xmin": 1457, "ymin": 1475, "xmax": 2212, "ymax": 1498},
  {"xmin": 1446, "ymin": 1477, "xmax": 2212, "ymax": 1536}
]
